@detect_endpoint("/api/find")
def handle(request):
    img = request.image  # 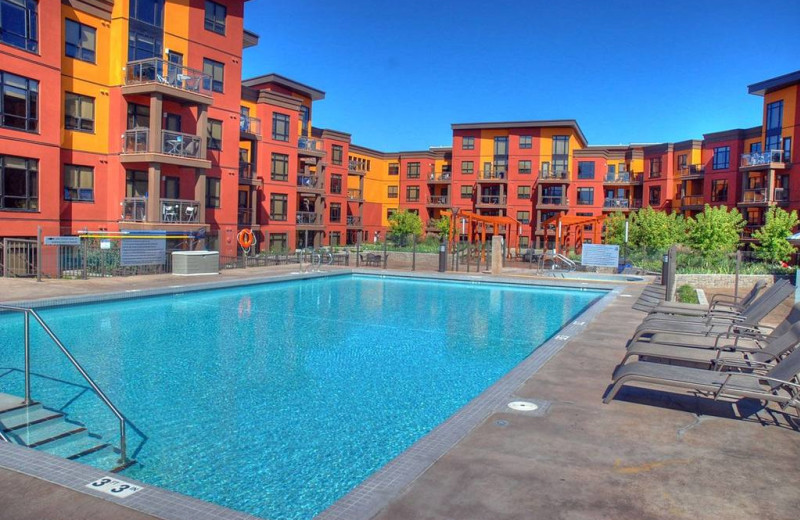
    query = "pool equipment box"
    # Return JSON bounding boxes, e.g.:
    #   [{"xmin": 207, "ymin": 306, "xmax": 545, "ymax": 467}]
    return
[{"xmin": 172, "ymin": 251, "xmax": 219, "ymax": 275}]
